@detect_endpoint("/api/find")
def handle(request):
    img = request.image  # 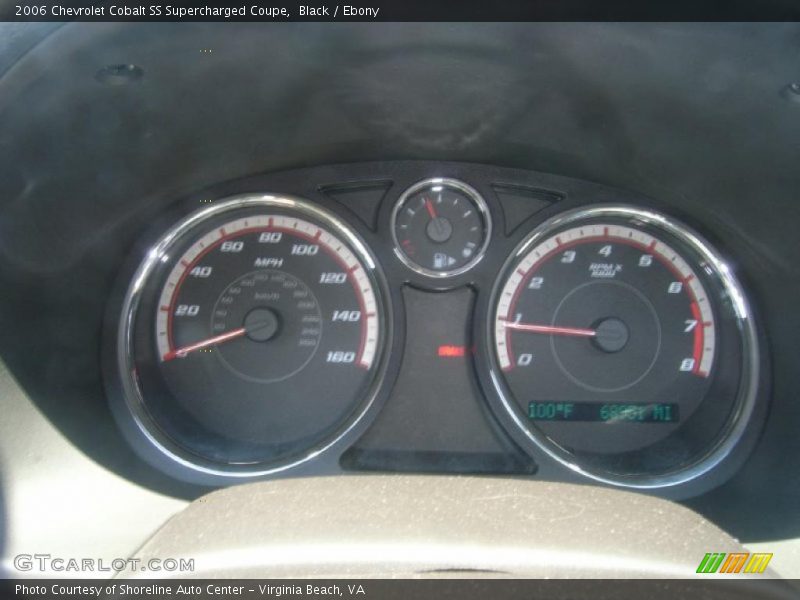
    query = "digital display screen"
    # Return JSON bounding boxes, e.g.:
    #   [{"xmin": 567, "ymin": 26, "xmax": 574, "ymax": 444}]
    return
[{"xmin": 528, "ymin": 402, "xmax": 679, "ymax": 423}]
